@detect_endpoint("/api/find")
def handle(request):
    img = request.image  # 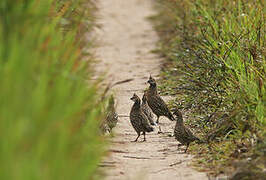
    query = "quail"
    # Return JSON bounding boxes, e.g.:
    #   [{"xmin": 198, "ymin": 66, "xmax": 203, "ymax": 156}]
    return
[
  {"xmin": 130, "ymin": 93, "xmax": 154, "ymax": 142},
  {"xmin": 103, "ymin": 95, "xmax": 118, "ymax": 133},
  {"xmin": 173, "ymin": 110, "xmax": 201, "ymax": 153},
  {"xmin": 141, "ymin": 92, "xmax": 156, "ymax": 126},
  {"xmin": 146, "ymin": 75, "xmax": 175, "ymax": 123}
]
